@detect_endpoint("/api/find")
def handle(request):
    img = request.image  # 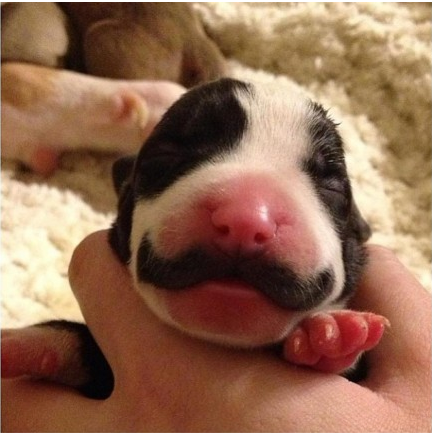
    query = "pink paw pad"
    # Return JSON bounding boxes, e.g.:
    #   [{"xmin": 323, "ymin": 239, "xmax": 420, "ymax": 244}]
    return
[
  {"xmin": 283, "ymin": 310, "xmax": 390, "ymax": 373},
  {"xmin": 29, "ymin": 147, "xmax": 60, "ymax": 176}
]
